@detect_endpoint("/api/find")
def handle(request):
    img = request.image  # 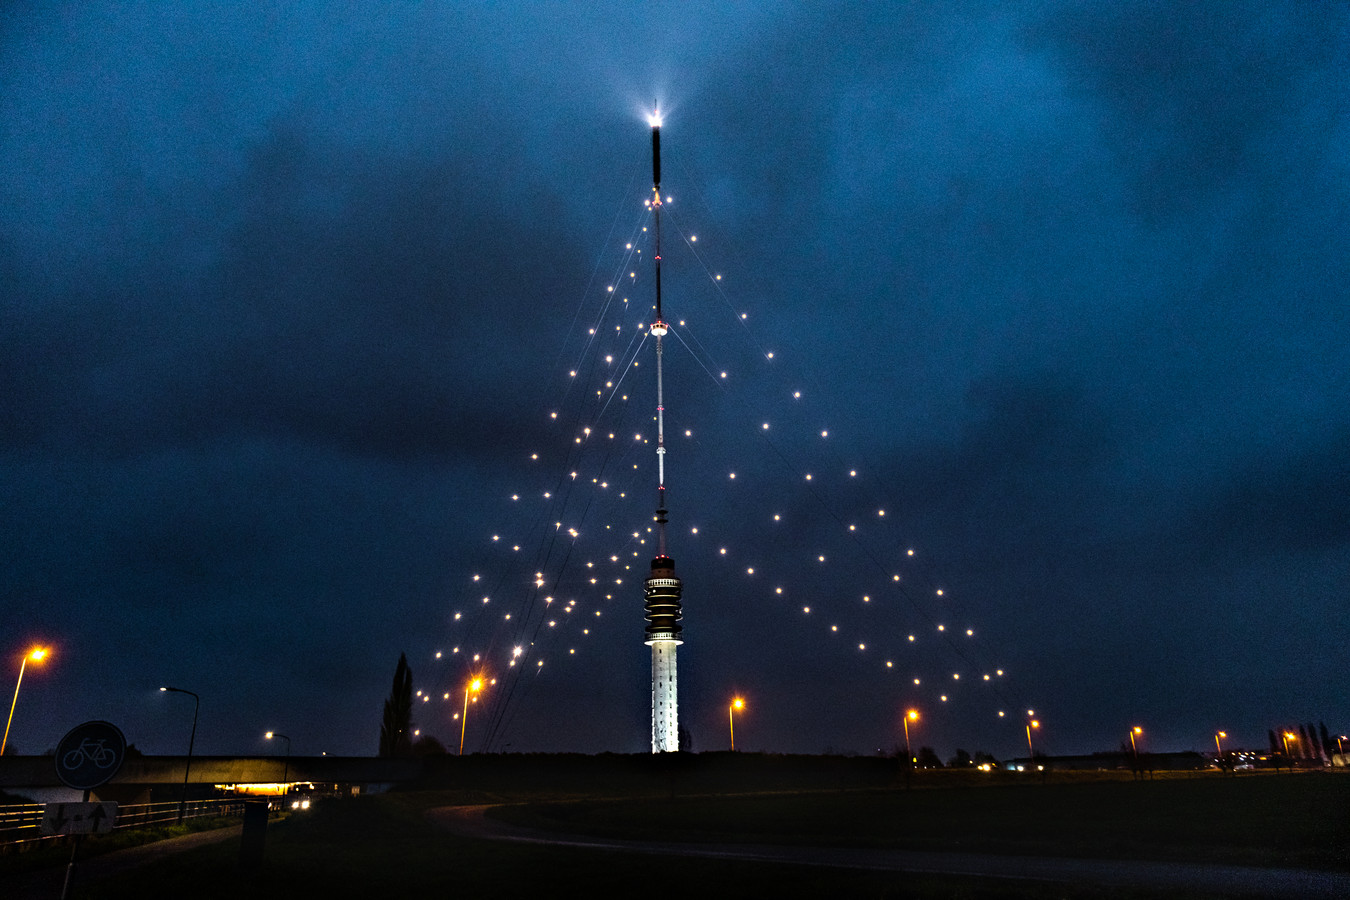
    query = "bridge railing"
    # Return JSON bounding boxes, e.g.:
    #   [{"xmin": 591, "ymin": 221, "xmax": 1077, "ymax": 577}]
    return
[{"xmin": 0, "ymin": 798, "xmax": 250, "ymax": 850}]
